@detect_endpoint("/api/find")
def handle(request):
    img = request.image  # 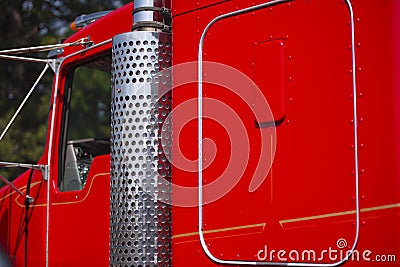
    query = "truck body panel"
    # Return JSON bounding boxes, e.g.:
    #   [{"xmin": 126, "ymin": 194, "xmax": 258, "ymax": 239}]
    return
[{"xmin": 0, "ymin": 0, "xmax": 399, "ymax": 266}]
